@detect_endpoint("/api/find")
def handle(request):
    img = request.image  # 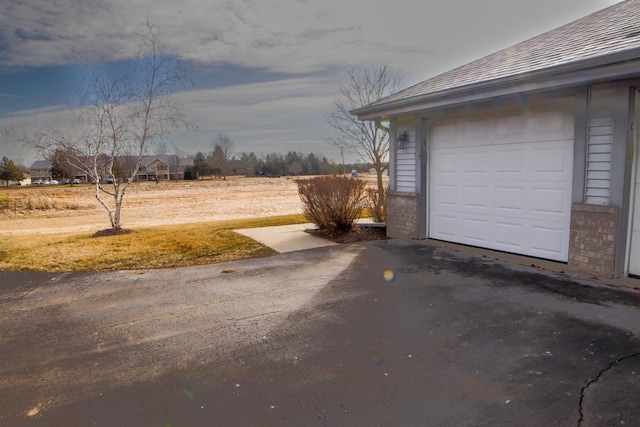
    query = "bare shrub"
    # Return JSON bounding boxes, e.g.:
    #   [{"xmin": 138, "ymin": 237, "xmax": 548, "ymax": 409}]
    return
[
  {"xmin": 0, "ymin": 194, "xmax": 91, "ymax": 214},
  {"xmin": 365, "ymin": 186, "xmax": 386, "ymax": 223},
  {"xmin": 296, "ymin": 176, "xmax": 367, "ymax": 235},
  {"xmin": 0, "ymin": 196, "xmax": 9, "ymax": 211}
]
